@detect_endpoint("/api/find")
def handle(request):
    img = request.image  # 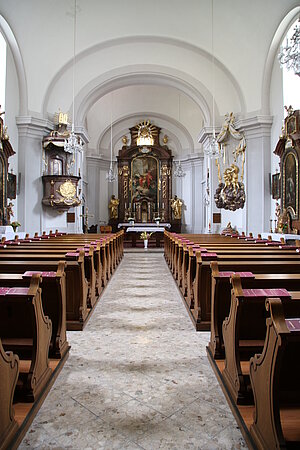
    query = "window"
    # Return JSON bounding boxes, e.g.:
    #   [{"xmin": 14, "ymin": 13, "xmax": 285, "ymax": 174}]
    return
[
  {"xmin": 0, "ymin": 31, "xmax": 6, "ymax": 110},
  {"xmin": 282, "ymin": 20, "xmax": 300, "ymax": 112}
]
